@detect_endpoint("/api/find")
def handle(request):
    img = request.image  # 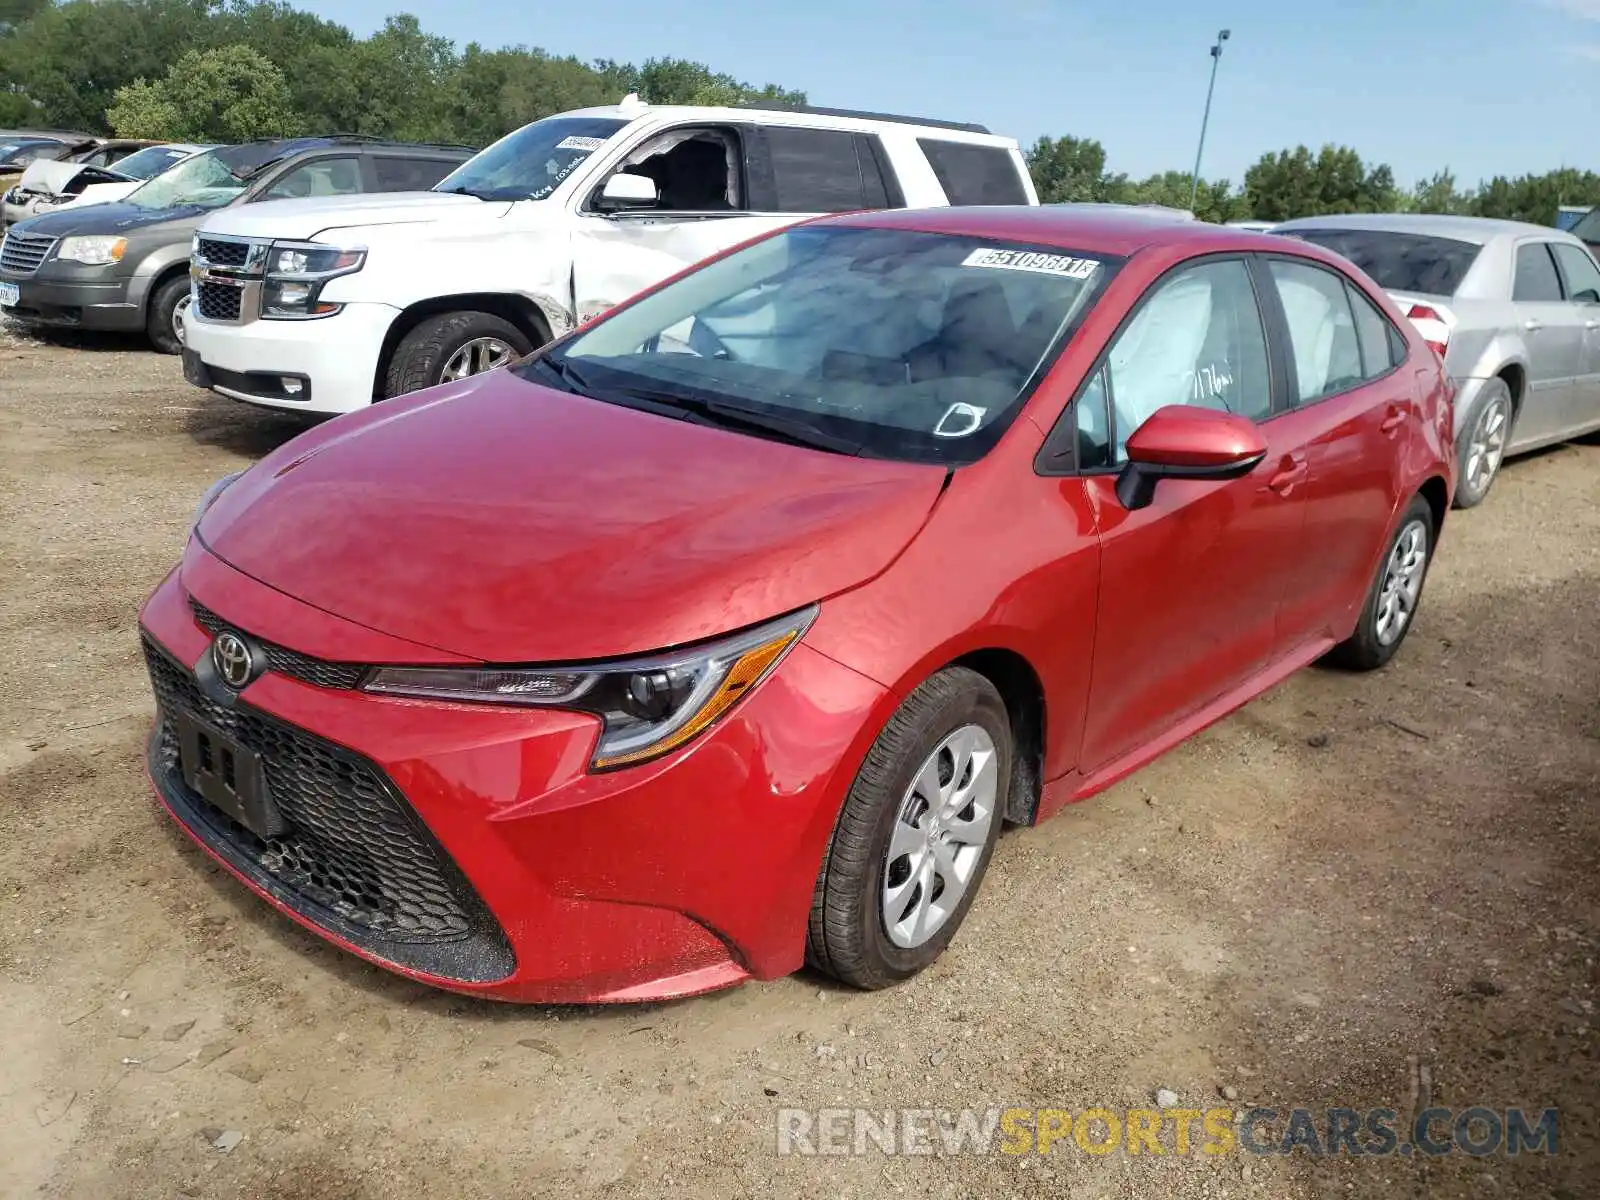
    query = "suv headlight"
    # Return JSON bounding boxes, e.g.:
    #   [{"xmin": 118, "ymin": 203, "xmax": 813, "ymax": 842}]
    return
[
  {"xmin": 363, "ymin": 605, "xmax": 818, "ymax": 770},
  {"xmin": 56, "ymin": 236, "xmax": 127, "ymax": 265},
  {"xmin": 260, "ymin": 239, "xmax": 365, "ymax": 320}
]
